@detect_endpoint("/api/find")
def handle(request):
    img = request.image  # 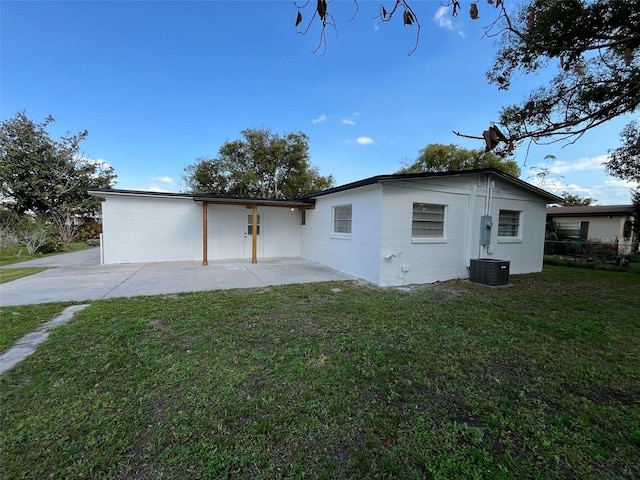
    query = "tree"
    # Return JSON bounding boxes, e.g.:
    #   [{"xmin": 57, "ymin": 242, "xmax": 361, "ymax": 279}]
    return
[
  {"xmin": 296, "ymin": 1, "xmax": 639, "ymax": 172},
  {"xmin": 396, "ymin": 143, "xmax": 521, "ymax": 177},
  {"xmin": 561, "ymin": 191, "xmax": 597, "ymax": 206},
  {"xmin": 0, "ymin": 112, "xmax": 116, "ymax": 218},
  {"xmin": 183, "ymin": 128, "xmax": 334, "ymax": 198},
  {"xmin": 606, "ymin": 121, "xmax": 640, "ymax": 182}
]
